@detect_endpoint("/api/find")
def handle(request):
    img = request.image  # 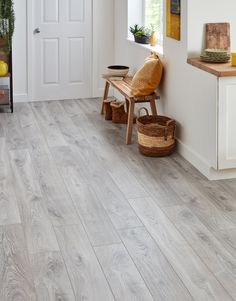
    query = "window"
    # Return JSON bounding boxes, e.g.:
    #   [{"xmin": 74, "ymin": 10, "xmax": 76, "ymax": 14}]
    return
[
  {"xmin": 144, "ymin": 0, "xmax": 163, "ymax": 41},
  {"xmin": 128, "ymin": 0, "xmax": 163, "ymax": 45}
]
